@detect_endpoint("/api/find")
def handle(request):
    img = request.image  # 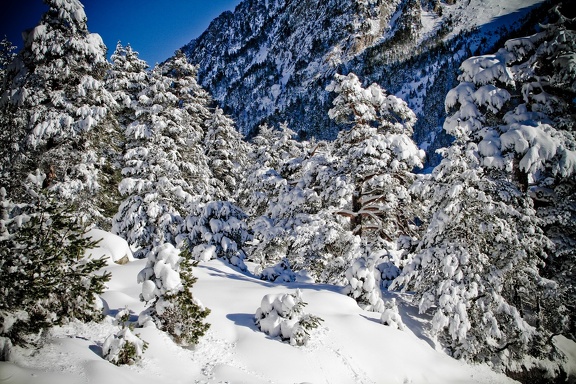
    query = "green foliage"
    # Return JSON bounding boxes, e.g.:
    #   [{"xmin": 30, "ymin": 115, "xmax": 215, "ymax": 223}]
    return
[
  {"xmin": 103, "ymin": 308, "xmax": 148, "ymax": 366},
  {"xmin": 154, "ymin": 254, "xmax": 211, "ymax": 345},
  {"xmin": 138, "ymin": 245, "xmax": 211, "ymax": 346},
  {"xmin": 0, "ymin": 191, "xmax": 110, "ymax": 350},
  {"xmin": 291, "ymin": 313, "xmax": 324, "ymax": 346}
]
